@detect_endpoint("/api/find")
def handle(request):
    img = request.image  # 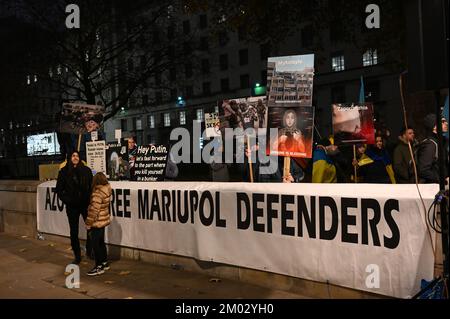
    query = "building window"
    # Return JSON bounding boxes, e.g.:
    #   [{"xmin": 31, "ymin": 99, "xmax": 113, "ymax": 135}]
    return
[
  {"xmin": 170, "ymin": 89, "xmax": 177, "ymax": 100},
  {"xmin": 183, "ymin": 20, "xmax": 190, "ymax": 34},
  {"xmin": 239, "ymin": 48, "xmax": 248, "ymax": 65},
  {"xmin": 219, "ymin": 54, "xmax": 228, "ymax": 71},
  {"xmin": 240, "ymin": 74, "xmax": 250, "ymax": 89},
  {"xmin": 169, "ymin": 68, "xmax": 176, "ymax": 81},
  {"xmin": 179, "ymin": 111, "xmax": 186, "ymax": 125},
  {"xmin": 128, "ymin": 59, "xmax": 134, "ymax": 71},
  {"xmin": 196, "ymin": 109, "xmax": 204, "ymax": 122},
  {"xmin": 148, "ymin": 115, "xmax": 155, "ymax": 129},
  {"xmin": 218, "ymin": 31, "xmax": 229, "ymax": 47},
  {"xmin": 155, "ymin": 91, "xmax": 162, "ymax": 103},
  {"xmin": 140, "ymin": 56, "xmax": 146, "ymax": 67},
  {"xmin": 153, "ymin": 31, "xmax": 160, "ymax": 44},
  {"xmin": 261, "ymin": 70, "xmax": 267, "ymax": 86},
  {"xmin": 215, "ymin": 105, "xmax": 219, "ymax": 113},
  {"xmin": 221, "ymin": 78, "xmax": 230, "ymax": 92},
  {"xmin": 238, "ymin": 26, "xmax": 247, "ymax": 41},
  {"xmin": 201, "ymin": 59, "xmax": 210, "ymax": 74},
  {"xmin": 260, "ymin": 43, "xmax": 271, "ymax": 61},
  {"xmin": 365, "ymin": 80, "xmax": 380, "ymax": 102},
  {"xmin": 155, "ymin": 73, "xmax": 161, "ymax": 85},
  {"xmin": 164, "ymin": 113, "xmax": 171, "ymax": 127},
  {"xmin": 121, "ymin": 119, "xmax": 128, "ymax": 131},
  {"xmin": 136, "ymin": 118, "xmax": 142, "ymax": 130},
  {"xmin": 203, "ymin": 82, "xmax": 211, "ymax": 95},
  {"xmin": 363, "ymin": 49, "xmax": 378, "ymax": 67},
  {"xmin": 185, "ymin": 63, "xmax": 193, "ymax": 78},
  {"xmin": 331, "ymin": 53, "xmax": 345, "ymax": 72},
  {"xmin": 183, "ymin": 42, "xmax": 191, "ymax": 55},
  {"xmin": 148, "ymin": 135, "xmax": 156, "ymax": 145},
  {"xmin": 167, "ymin": 24, "xmax": 175, "ymax": 39},
  {"xmin": 301, "ymin": 24, "xmax": 313, "ymax": 47},
  {"xmin": 199, "ymin": 14, "xmax": 207, "ymax": 29},
  {"xmin": 200, "ymin": 36, "xmax": 209, "ymax": 51},
  {"xmin": 185, "ymin": 86, "xmax": 193, "ymax": 98},
  {"xmin": 331, "ymin": 86, "xmax": 346, "ymax": 103}
]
